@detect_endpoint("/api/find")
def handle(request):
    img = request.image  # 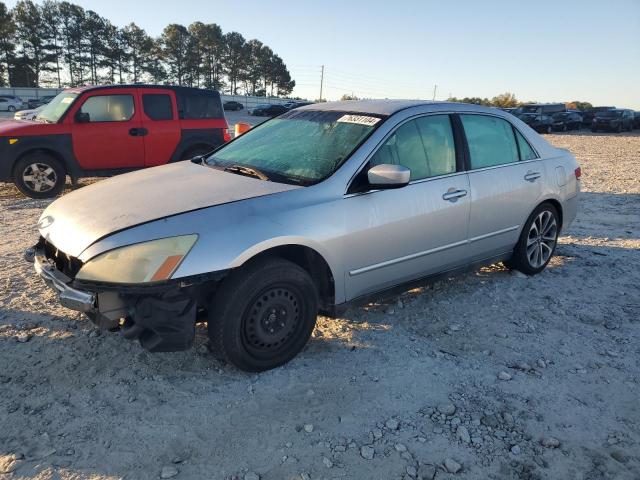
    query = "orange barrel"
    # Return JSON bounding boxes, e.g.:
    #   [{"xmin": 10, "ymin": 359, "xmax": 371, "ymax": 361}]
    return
[{"xmin": 235, "ymin": 122, "xmax": 252, "ymax": 136}]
